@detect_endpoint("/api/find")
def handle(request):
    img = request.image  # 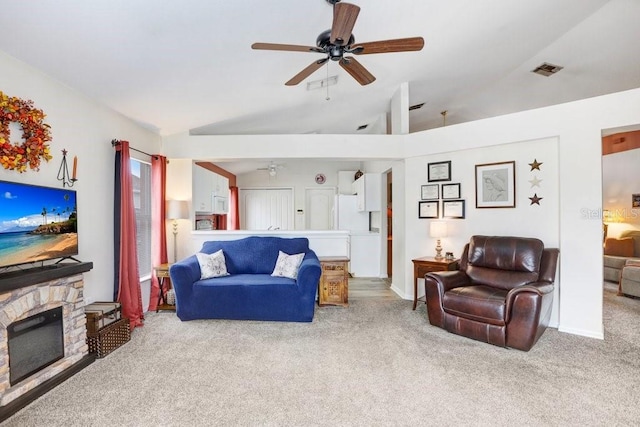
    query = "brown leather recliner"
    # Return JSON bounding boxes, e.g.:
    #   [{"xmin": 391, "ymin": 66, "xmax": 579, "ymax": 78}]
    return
[{"xmin": 425, "ymin": 236, "xmax": 559, "ymax": 351}]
